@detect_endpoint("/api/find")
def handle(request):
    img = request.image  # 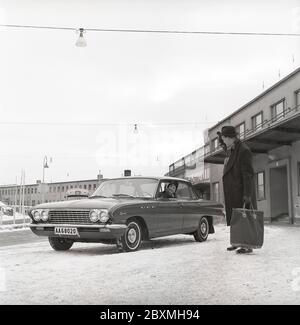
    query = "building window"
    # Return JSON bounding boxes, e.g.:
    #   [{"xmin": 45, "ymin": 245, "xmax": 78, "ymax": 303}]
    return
[
  {"xmin": 271, "ymin": 99, "xmax": 285, "ymax": 122},
  {"xmin": 252, "ymin": 112, "xmax": 263, "ymax": 131},
  {"xmin": 296, "ymin": 90, "xmax": 300, "ymax": 110},
  {"xmin": 169, "ymin": 164, "xmax": 175, "ymax": 173},
  {"xmin": 62, "ymin": 186, "xmax": 64, "ymax": 192},
  {"xmin": 256, "ymin": 172, "xmax": 265, "ymax": 200},
  {"xmin": 93, "ymin": 184, "xmax": 97, "ymax": 190},
  {"xmin": 211, "ymin": 138, "xmax": 219, "ymax": 152},
  {"xmin": 212, "ymin": 182, "xmax": 220, "ymax": 202},
  {"xmin": 204, "ymin": 144, "xmax": 210, "ymax": 155},
  {"xmin": 35, "ymin": 188, "xmax": 37, "ymax": 194},
  {"xmin": 49, "ymin": 187, "xmax": 52, "ymax": 193},
  {"xmin": 31, "ymin": 188, "xmax": 33, "ymax": 194},
  {"xmin": 236, "ymin": 122, "xmax": 245, "ymax": 140},
  {"xmin": 57, "ymin": 186, "xmax": 60, "ymax": 192},
  {"xmin": 84, "ymin": 185, "xmax": 87, "ymax": 190},
  {"xmin": 88, "ymin": 184, "xmax": 91, "ymax": 191}
]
